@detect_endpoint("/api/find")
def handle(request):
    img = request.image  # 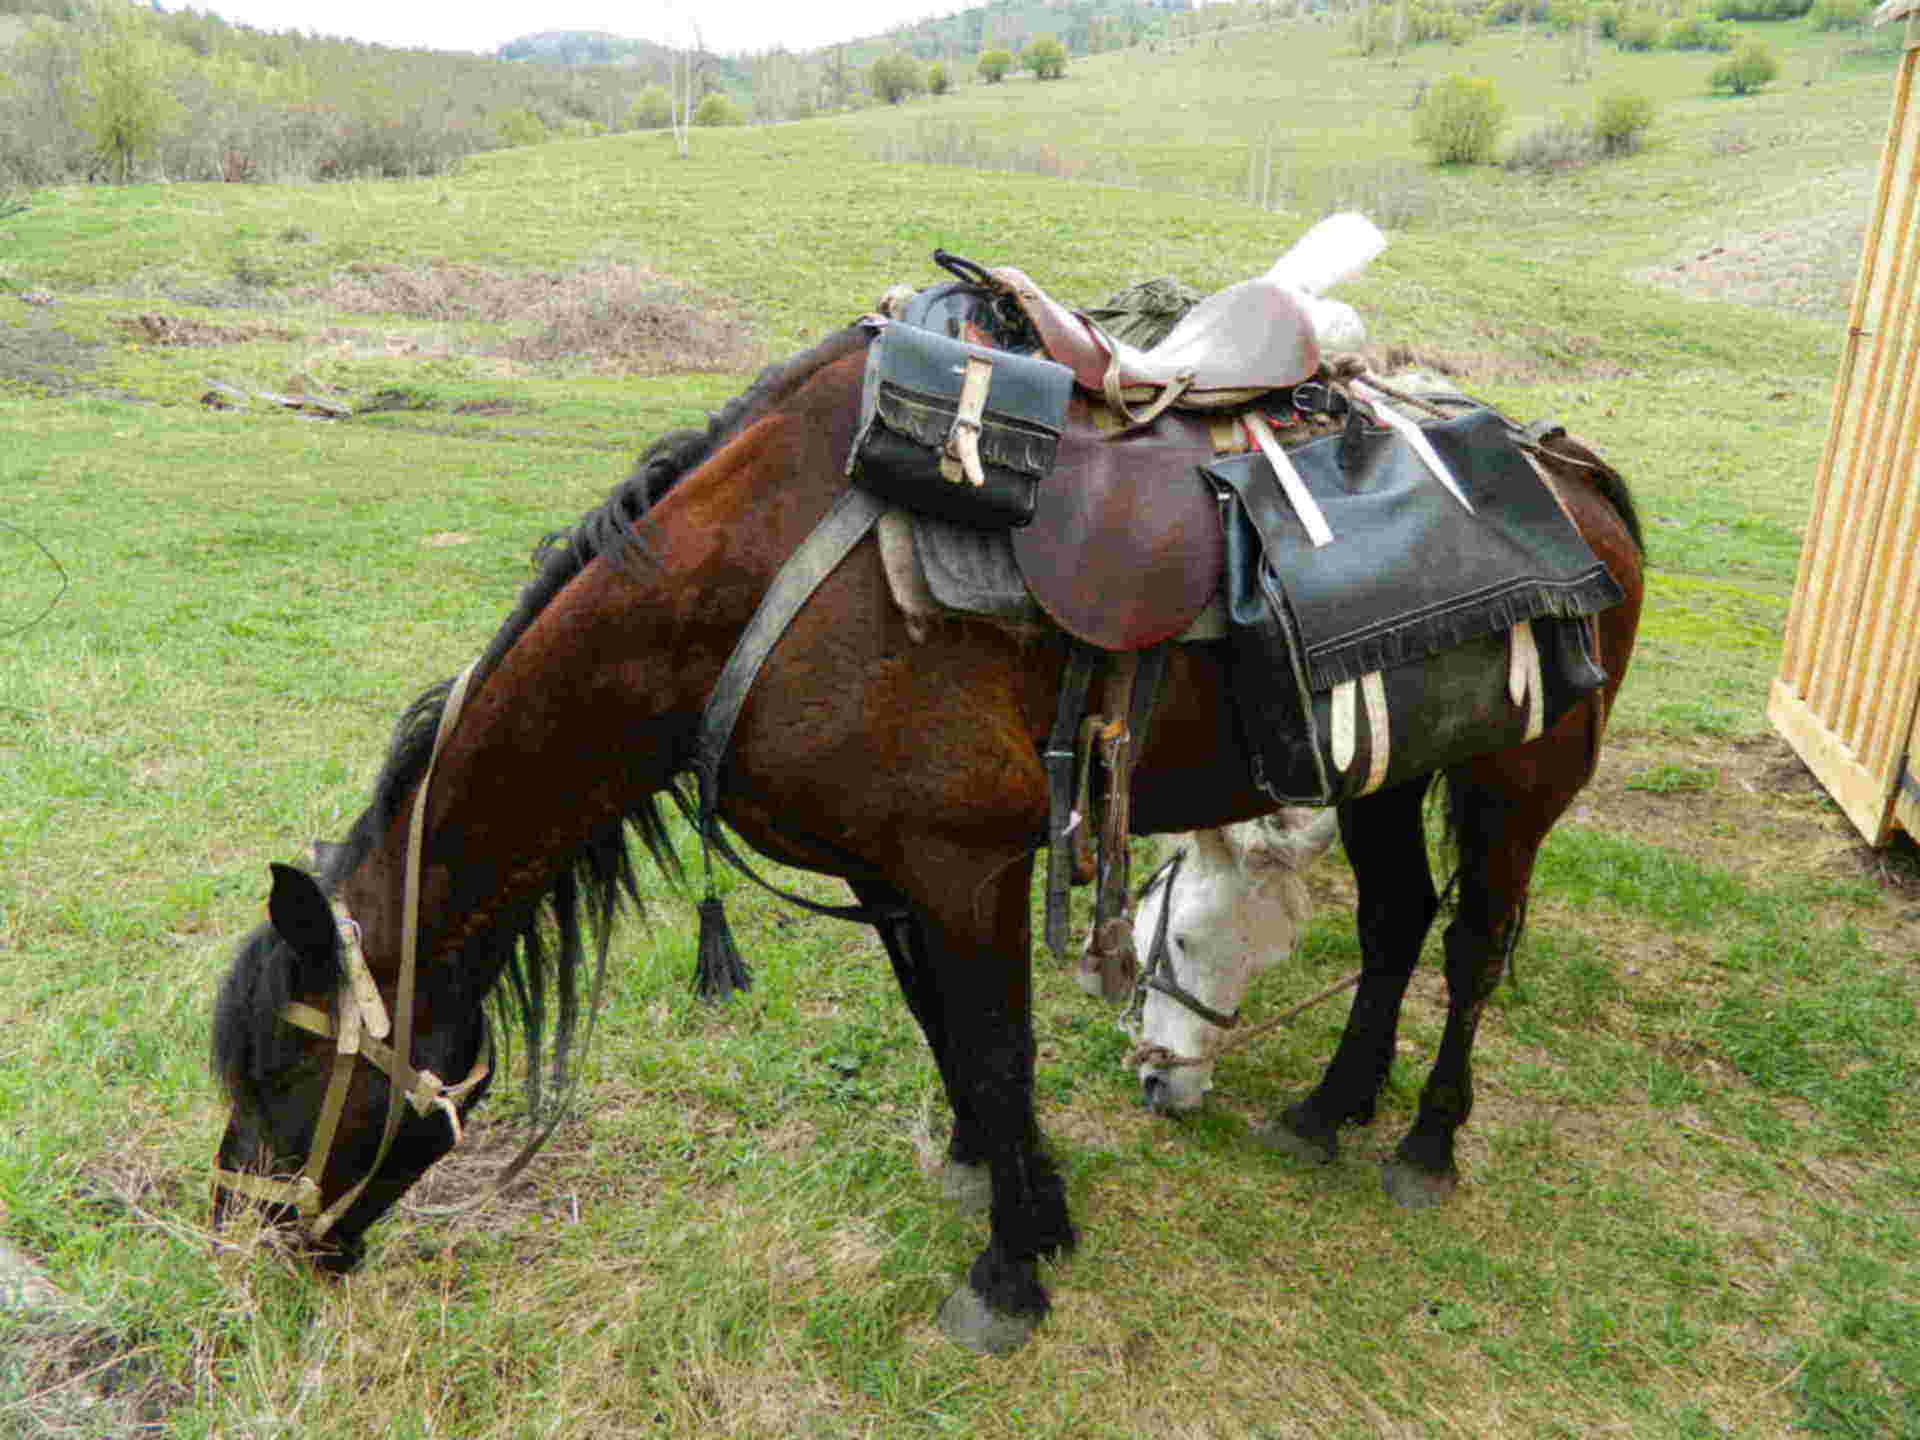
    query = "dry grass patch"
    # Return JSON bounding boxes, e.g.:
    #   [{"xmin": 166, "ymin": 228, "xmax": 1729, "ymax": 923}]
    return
[
  {"xmin": 114, "ymin": 313, "xmax": 298, "ymax": 347},
  {"xmin": 308, "ymin": 261, "xmax": 763, "ymax": 376}
]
